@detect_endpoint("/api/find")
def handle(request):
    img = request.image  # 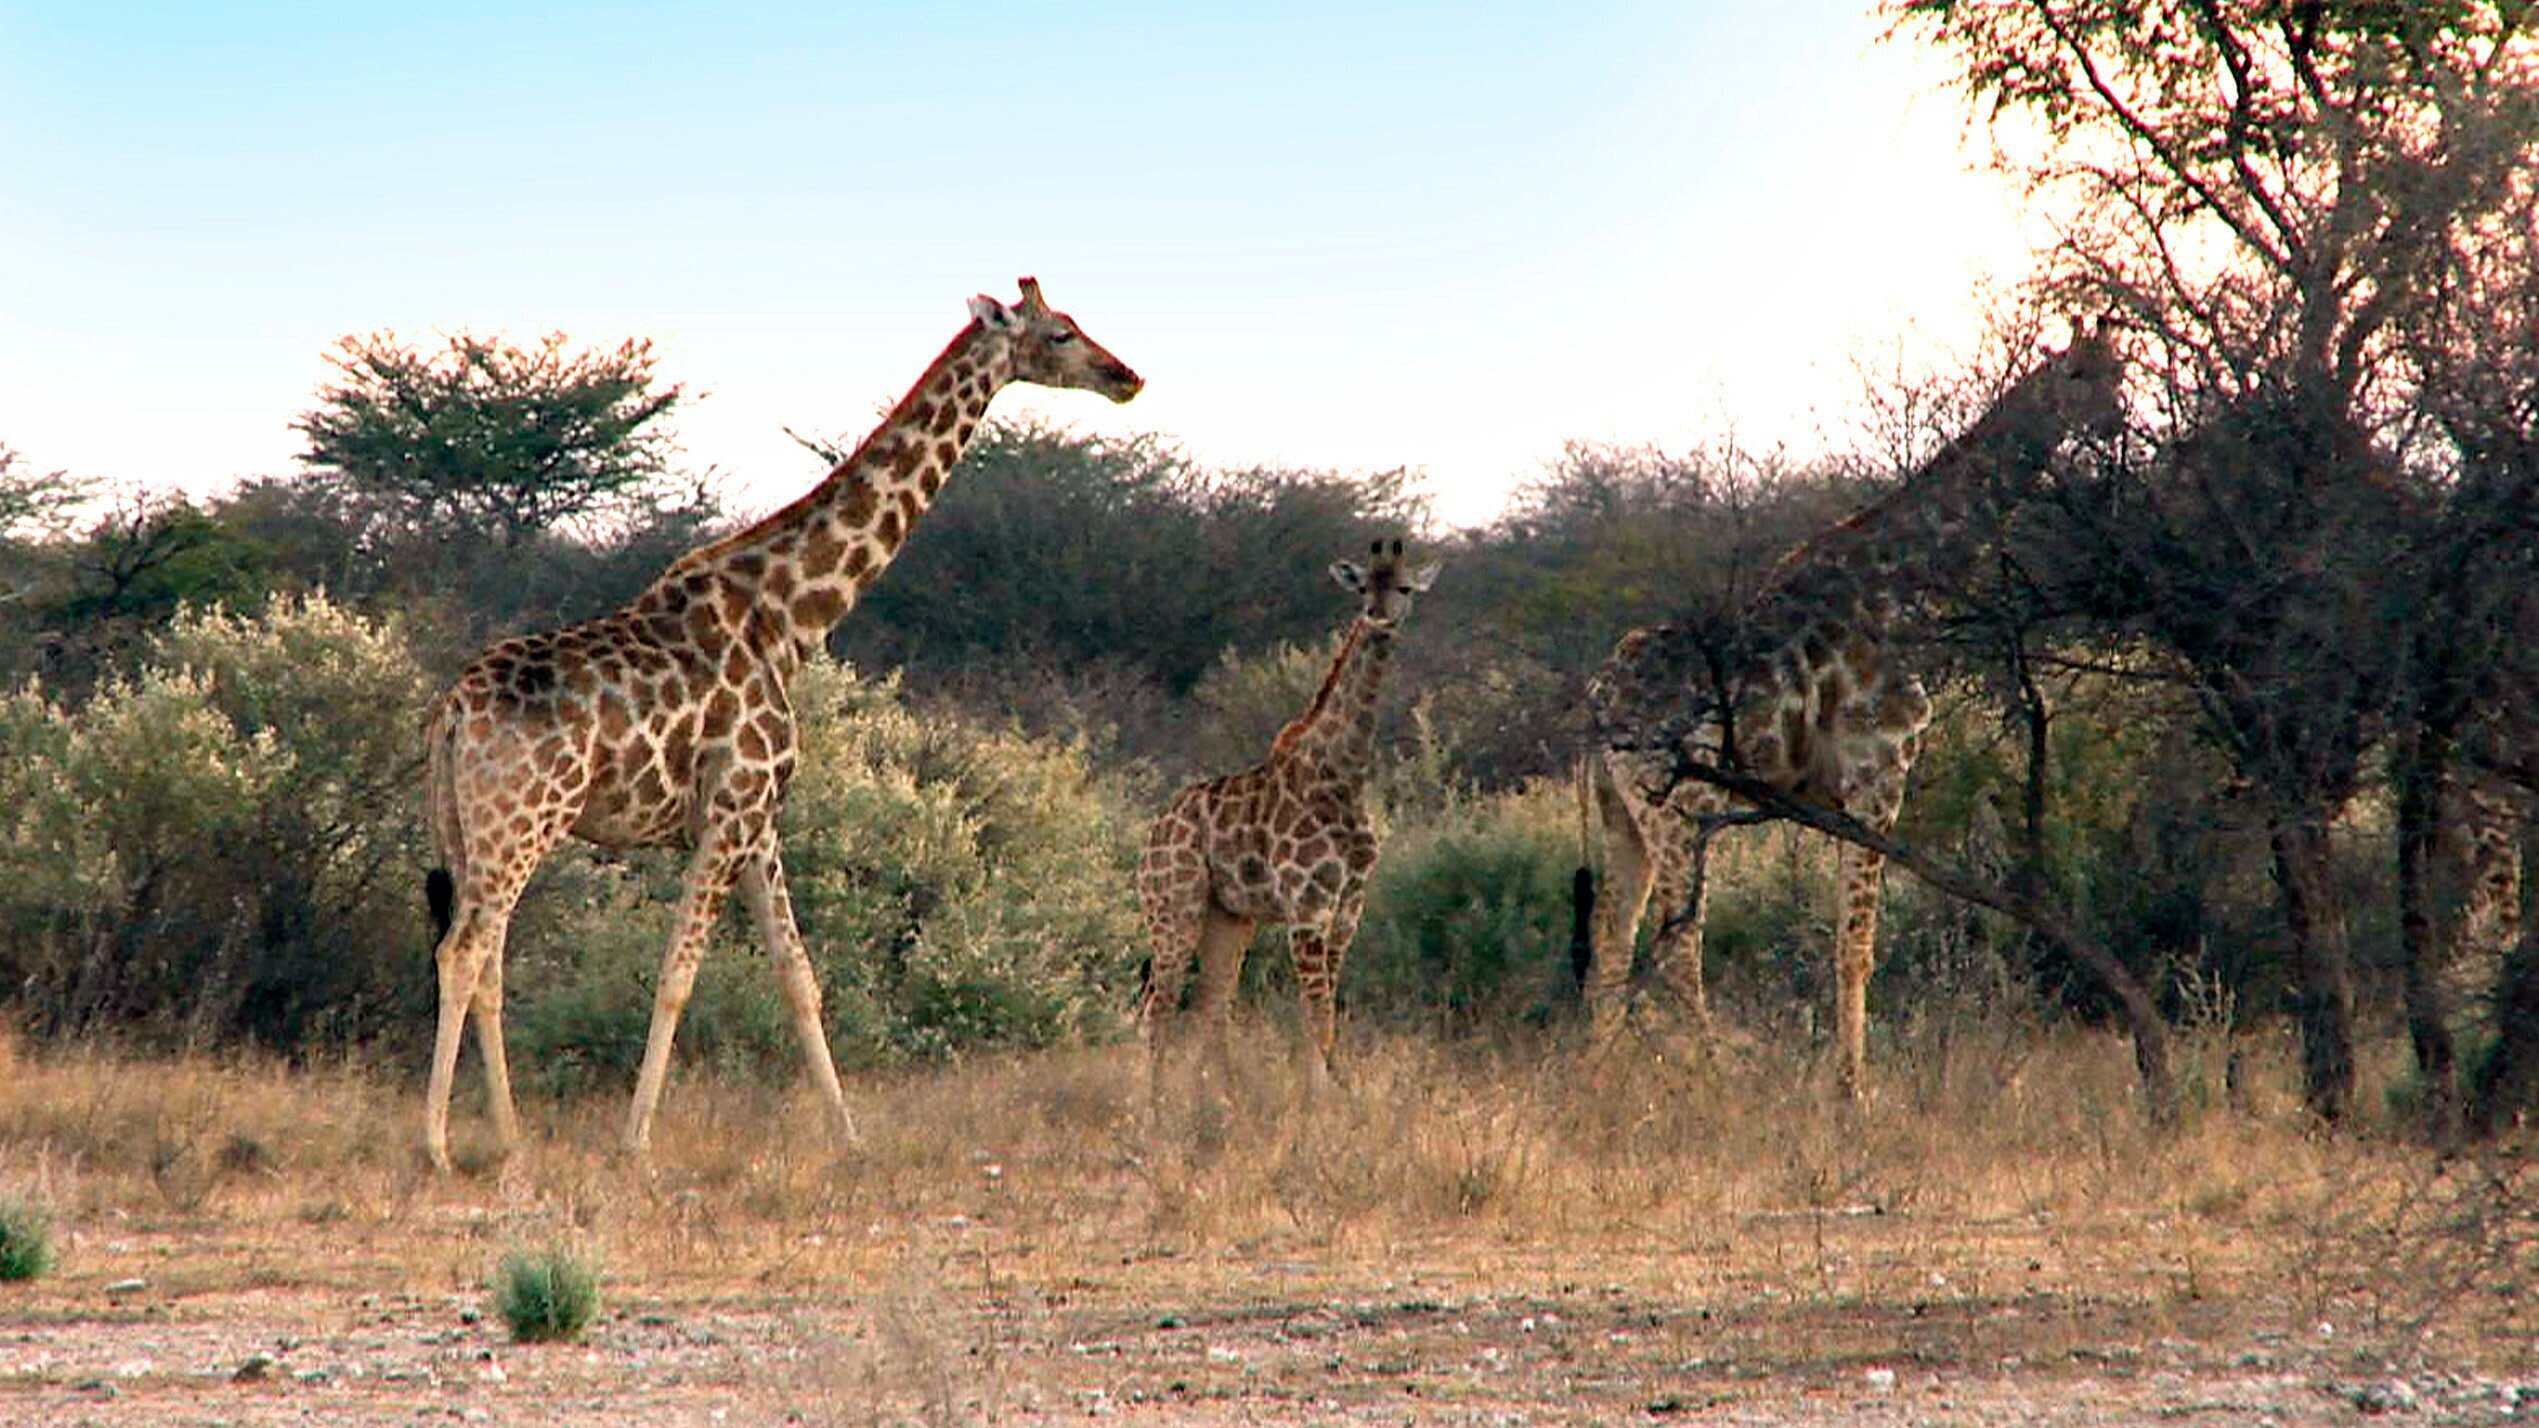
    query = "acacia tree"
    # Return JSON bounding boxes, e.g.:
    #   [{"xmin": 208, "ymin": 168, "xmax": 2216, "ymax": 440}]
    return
[
  {"xmin": 294, "ymin": 331, "xmax": 687, "ymax": 549},
  {"xmin": 1891, "ymin": 0, "xmax": 2539, "ymax": 1123}
]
